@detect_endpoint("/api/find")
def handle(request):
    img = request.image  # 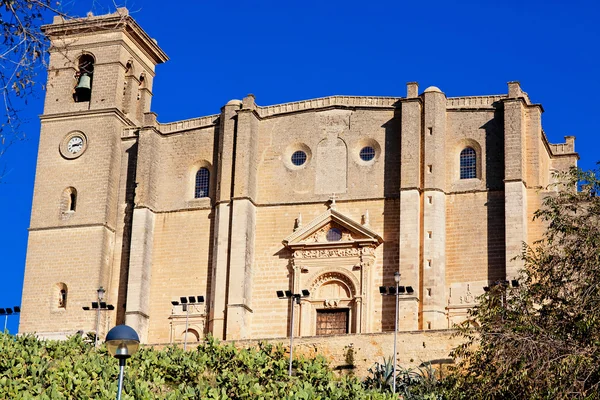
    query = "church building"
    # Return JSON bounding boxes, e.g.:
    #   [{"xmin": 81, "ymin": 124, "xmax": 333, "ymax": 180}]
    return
[{"xmin": 19, "ymin": 9, "xmax": 578, "ymax": 344}]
